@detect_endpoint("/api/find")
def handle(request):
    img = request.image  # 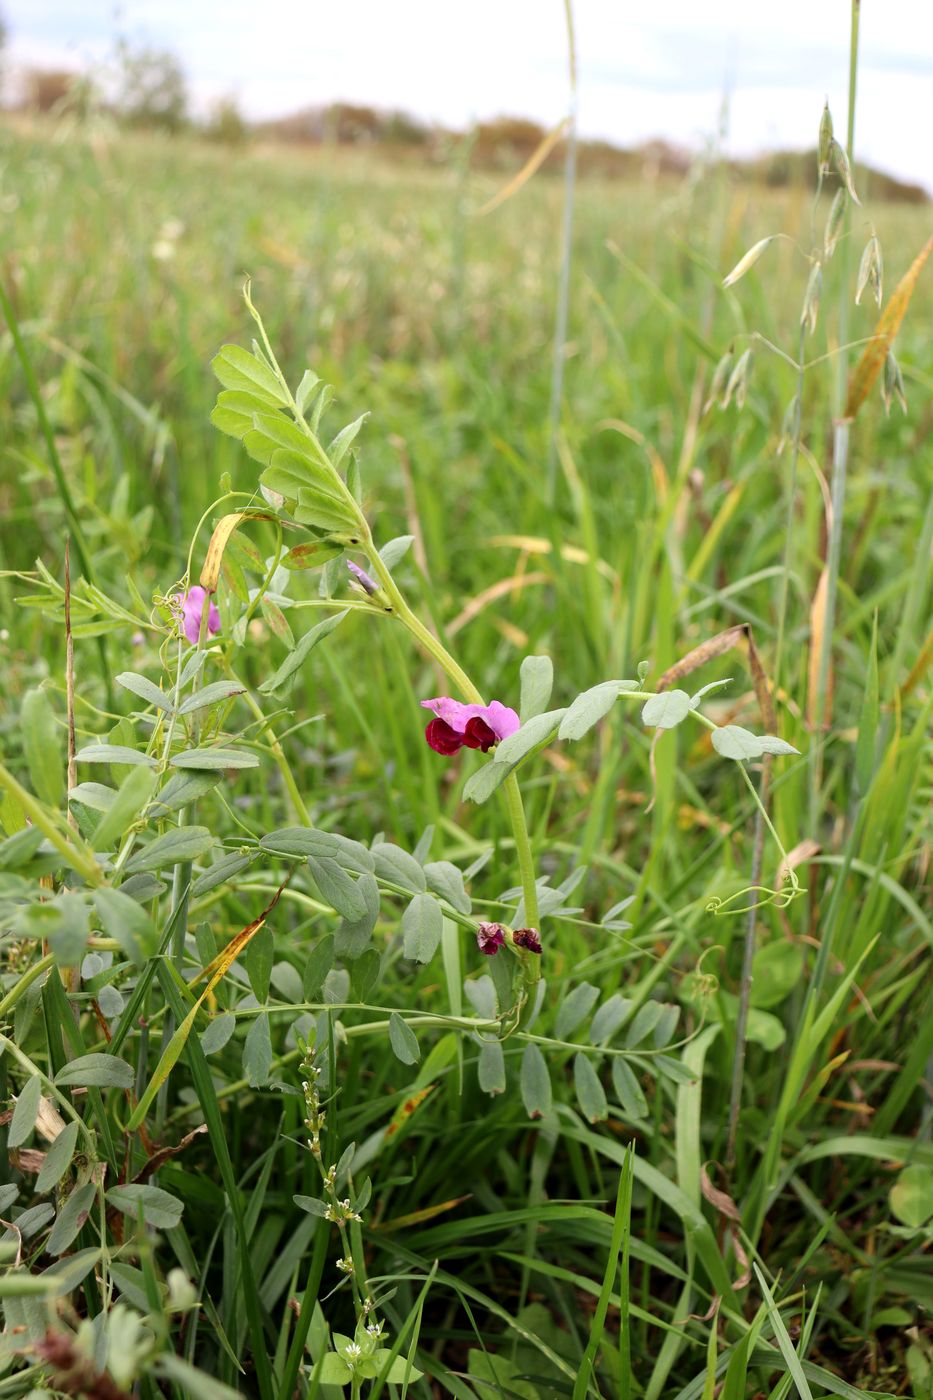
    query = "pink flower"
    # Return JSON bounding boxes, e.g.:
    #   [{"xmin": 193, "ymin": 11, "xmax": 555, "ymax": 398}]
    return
[
  {"xmin": 476, "ymin": 922, "xmax": 506, "ymax": 956},
  {"xmin": 178, "ymin": 586, "xmax": 220, "ymax": 646},
  {"xmin": 420, "ymin": 696, "xmax": 520, "ymax": 756}
]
